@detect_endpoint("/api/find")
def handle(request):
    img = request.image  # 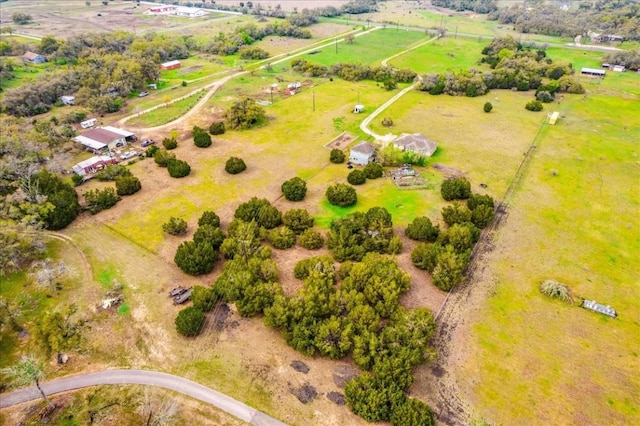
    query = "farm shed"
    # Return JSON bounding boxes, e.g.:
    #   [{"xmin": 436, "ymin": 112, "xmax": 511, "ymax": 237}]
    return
[
  {"xmin": 72, "ymin": 155, "xmax": 117, "ymax": 176},
  {"xmin": 175, "ymin": 7, "xmax": 207, "ymax": 17},
  {"xmin": 145, "ymin": 5, "xmax": 176, "ymax": 14},
  {"xmin": 59, "ymin": 95, "xmax": 75, "ymax": 106},
  {"xmin": 349, "ymin": 142, "xmax": 376, "ymax": 165},
  {"xmin": 160, "ymin": 60, "xmax": 181, "ymax": 70},
  {"xmin": 22, "ymin": 51, "xmax": 46, "ymax": 64},
  {"xmin": 581, "ymin": 67, "xmax": 606, "ymax": 77},
  {"xmin": 353, "ymin": 104, "xmax": 364, "ymax": 113},
  {"xmin": 101, "ymin": 126, "xmax": 137, "ymax": 142},
  {"xmin": 393, "ymin": 133, "xmax": 437, "ymax": 157},
  {"xmin": 582, "ymin": 299, "xmax": 617, "ymax": 317},
  {"xmin": 548, "ymin": 111, "xmax": 560, "ymax": 125},
  {"xmin": 74, "ymin": 127, "xmax": 127, "ymax": 153}
]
